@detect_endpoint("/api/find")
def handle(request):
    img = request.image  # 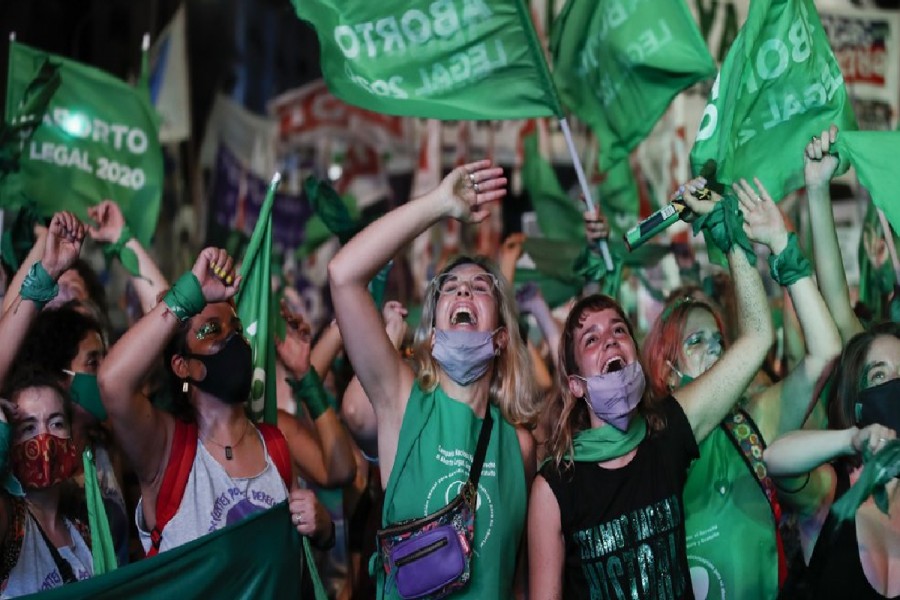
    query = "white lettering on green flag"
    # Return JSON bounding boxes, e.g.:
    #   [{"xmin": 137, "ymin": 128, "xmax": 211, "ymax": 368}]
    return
[
  {"xmin": 690, "ymin": 0, "xmax": 857, "ymax": 202},
  {"xmin": 2, "ymin": 42, "xmax": 163, "ymax": 246},
  {"xmin": 551, "ymin": 0, "xmax": 715, "ymax": 172},
  {"xmin": 292, "ymin": 0, "xmax": 563, "ymax": 119}
]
